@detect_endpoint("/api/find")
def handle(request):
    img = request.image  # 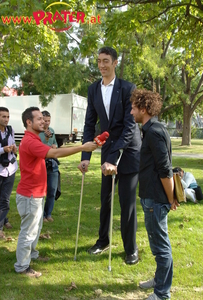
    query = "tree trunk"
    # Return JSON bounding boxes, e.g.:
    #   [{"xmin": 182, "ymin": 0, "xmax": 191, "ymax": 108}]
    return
[{"xmin": 181, "ymin": 103, "xmax": 192, "ymax": 146}]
